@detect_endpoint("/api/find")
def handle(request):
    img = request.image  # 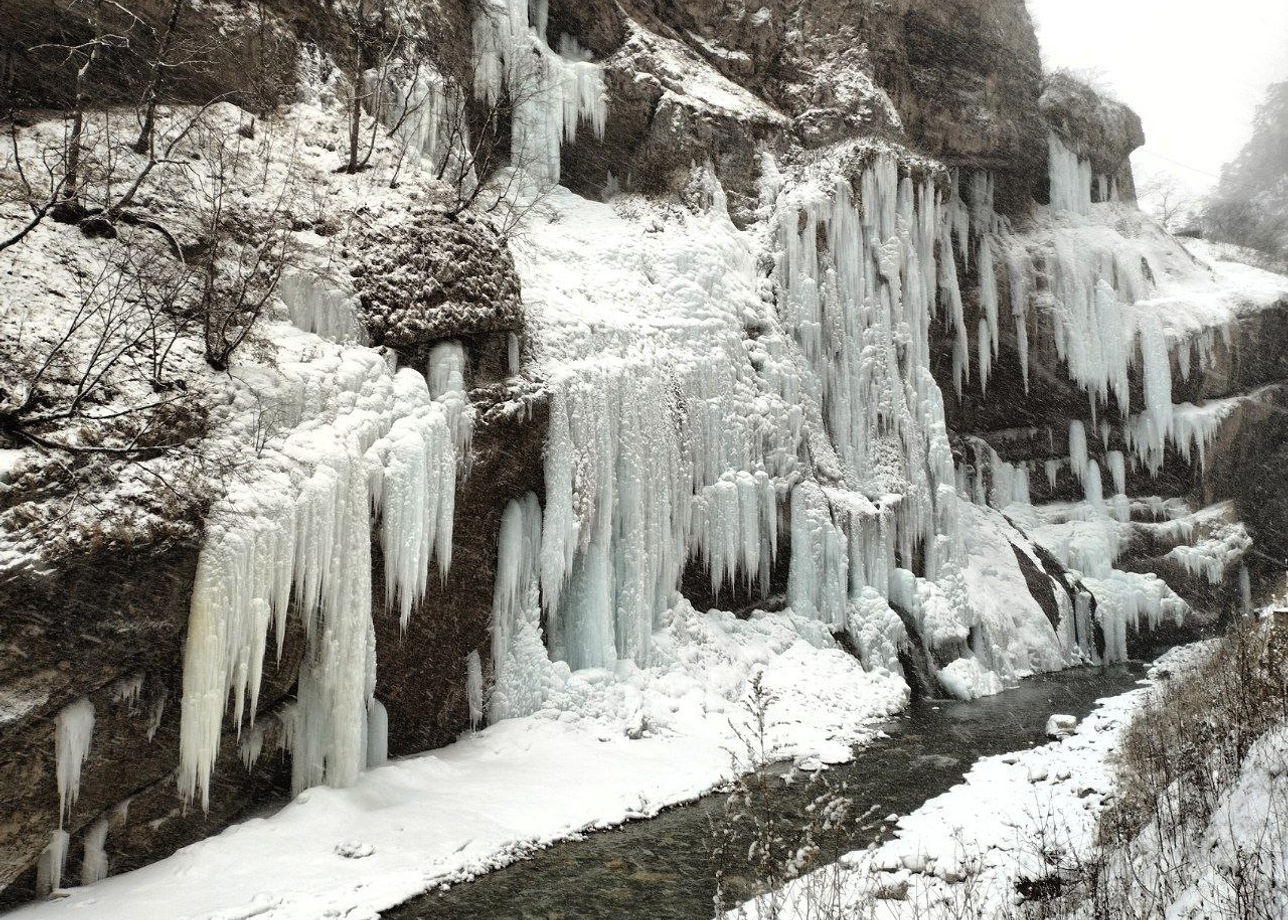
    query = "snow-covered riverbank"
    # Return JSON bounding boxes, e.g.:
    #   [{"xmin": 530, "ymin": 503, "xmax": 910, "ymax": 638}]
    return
[{"xmin": 731, "ymin": 643, "xmax": 1217, "ymax": 919}]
